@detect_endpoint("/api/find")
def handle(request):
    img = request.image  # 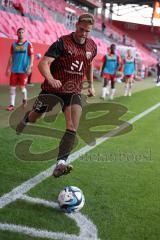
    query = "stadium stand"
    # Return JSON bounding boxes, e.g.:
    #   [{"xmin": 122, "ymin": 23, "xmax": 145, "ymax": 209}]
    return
[
  {"xmin": 0, "ymin": 0, "xmax": 157, "ymax": 85},
  {"xmin": 112, "ymin": 20, "xmax": 159, "ymax": 48}
]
